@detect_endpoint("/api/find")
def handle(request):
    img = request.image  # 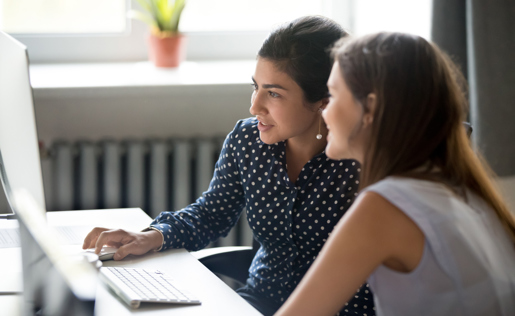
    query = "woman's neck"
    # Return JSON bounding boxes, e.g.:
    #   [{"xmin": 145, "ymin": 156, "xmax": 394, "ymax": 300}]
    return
[
  {"xmin": 286, "ymin": 137, "xmax": 327, "ymax": 161},
  {"xmin": 285, "ymin": 126, "xmax": 328, "ymax": 184}
]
